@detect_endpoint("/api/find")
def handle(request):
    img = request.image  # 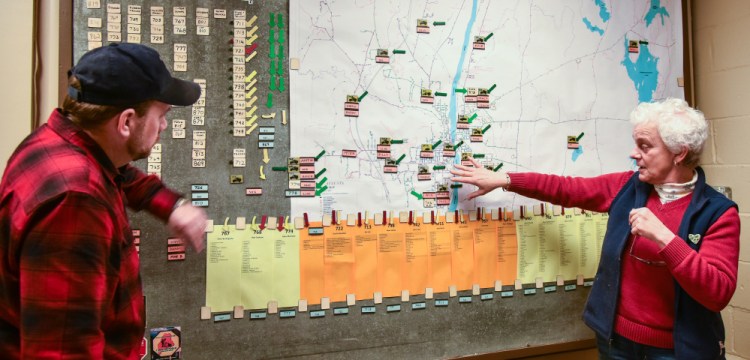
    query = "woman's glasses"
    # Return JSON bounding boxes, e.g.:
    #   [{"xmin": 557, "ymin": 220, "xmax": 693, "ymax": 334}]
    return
[{"xmin": 629, "ymin": 238, "xmax": 666, "ymax": 267}]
